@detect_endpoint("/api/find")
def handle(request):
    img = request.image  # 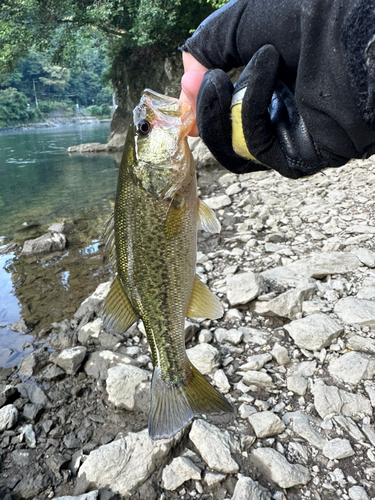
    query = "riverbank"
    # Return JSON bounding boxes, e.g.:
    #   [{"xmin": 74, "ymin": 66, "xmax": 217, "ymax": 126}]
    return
[
  {"xmin": 0, "ymin": 117, "xmax": 112, "ymax": 134},
  {"xmin": 2, "ymin": 150, "xmax": 375, "ymax": 499}
]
